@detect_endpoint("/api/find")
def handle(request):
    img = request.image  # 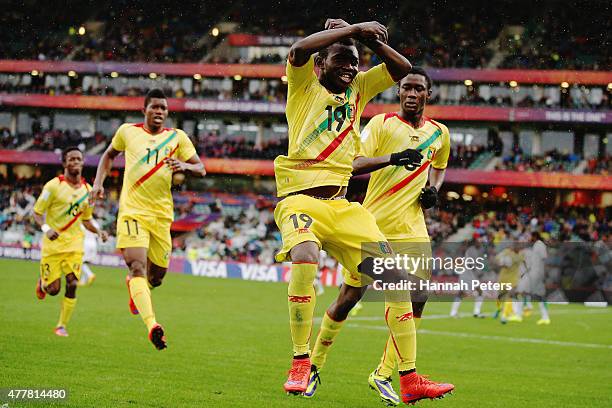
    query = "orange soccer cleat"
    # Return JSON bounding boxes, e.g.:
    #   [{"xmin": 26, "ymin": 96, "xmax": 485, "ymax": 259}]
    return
[
  {"xmin": 54, "ymin": 326, "xmax": 69, "ymax": 337},
  {"xmin": 283, "ymin": 357, "xmax": 311, "ymax": 394},
  {"xmin": 400, "ymin": 372, "xmax": 454, "ymax": 405},
  {"xmin": 35, "ymin": 278, "xmax": 46, "ymax": 300}
]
